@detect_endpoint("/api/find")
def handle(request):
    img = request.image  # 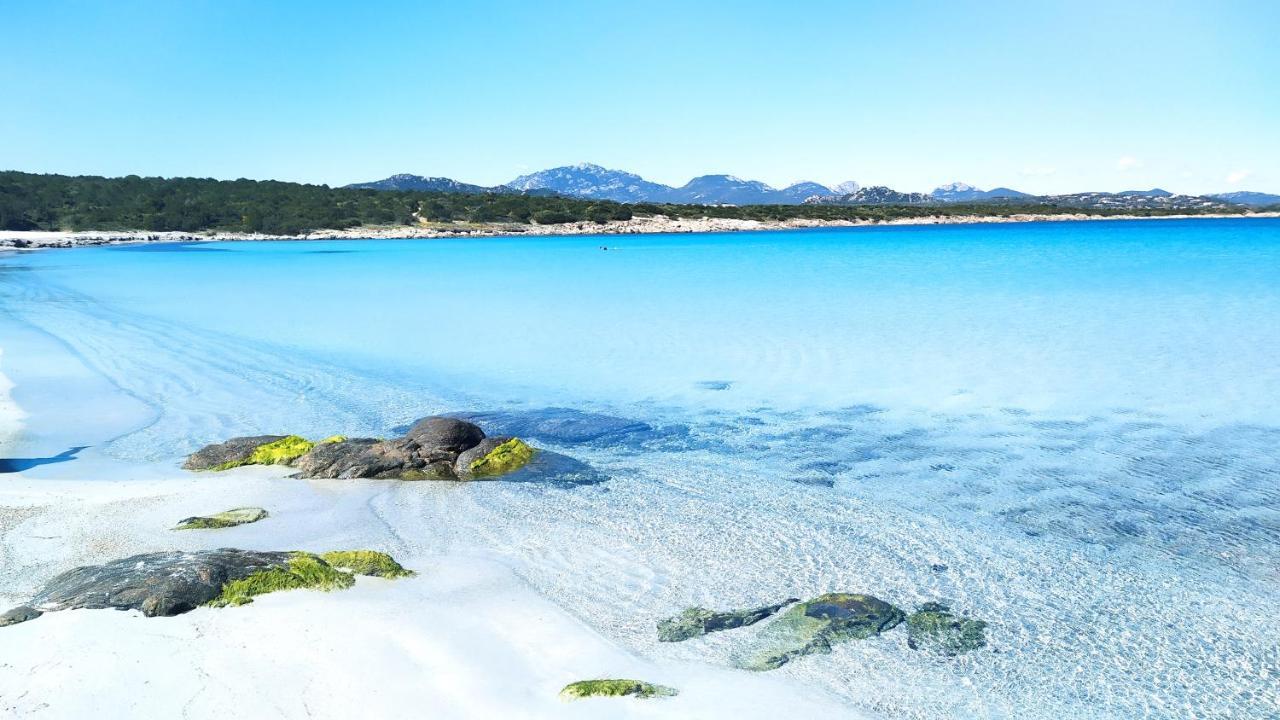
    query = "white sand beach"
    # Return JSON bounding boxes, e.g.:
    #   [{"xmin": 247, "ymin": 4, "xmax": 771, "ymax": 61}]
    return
[
  {"xmin": 3, "ymin": 212, "xmax": 1277, "ymax": 249},
  {"xmin": 0, "ymin": 466, "xmax": 864, "ymax": 719}
]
